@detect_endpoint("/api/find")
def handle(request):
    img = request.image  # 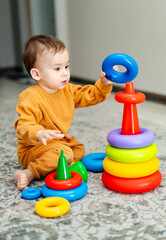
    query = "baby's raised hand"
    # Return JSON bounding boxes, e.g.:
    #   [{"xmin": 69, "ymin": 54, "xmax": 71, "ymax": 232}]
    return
[
  {"xmin": 100, "ymin": 71, "xmax": 112, "ymax": 86},
  {"xmin": 36, "ymin": 130, "xmax": 65, "ymax": 145},
  {"xmin": 100, "ymin": 66, "xmax": 119, "ymax": 86}
]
